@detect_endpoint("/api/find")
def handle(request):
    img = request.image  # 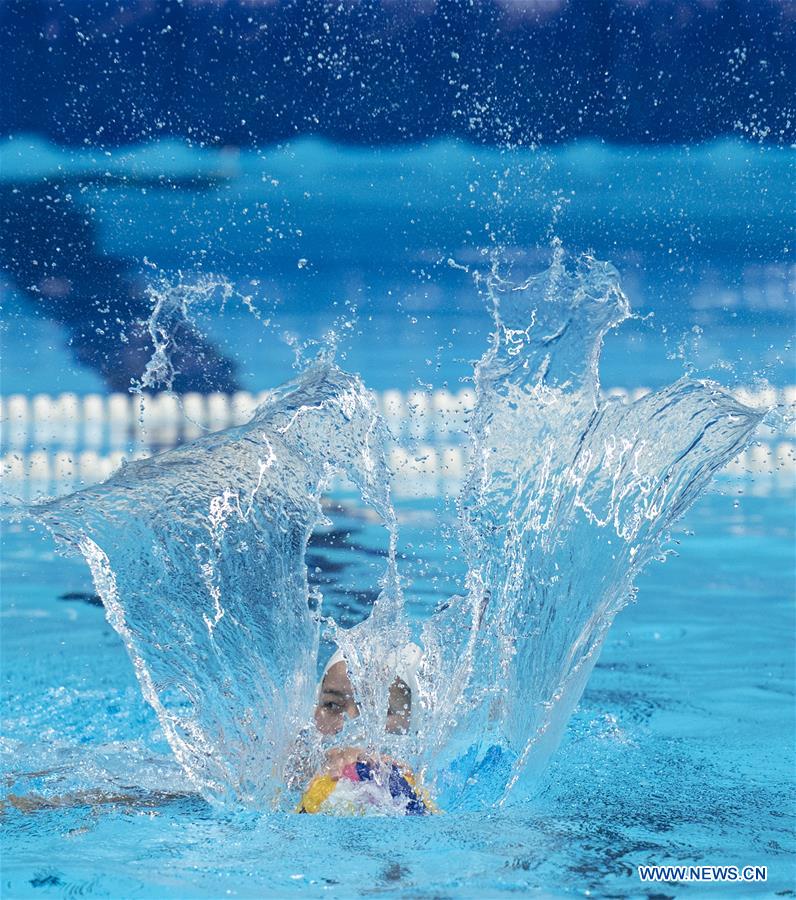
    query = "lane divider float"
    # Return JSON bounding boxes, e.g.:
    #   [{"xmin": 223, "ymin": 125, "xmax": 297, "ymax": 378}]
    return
[
  {"xmin": 1, "ymin": 386, "xmax": 794, "ymax": 450},
  {"xmin": 2, "ymin": 441, "xmax": 793, "ymax": 503}
]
